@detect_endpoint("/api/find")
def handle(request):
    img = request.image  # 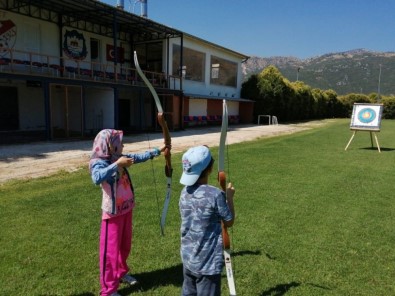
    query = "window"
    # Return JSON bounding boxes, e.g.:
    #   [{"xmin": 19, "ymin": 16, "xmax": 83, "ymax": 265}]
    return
[
  {"xmin": 210, "ymin": 56, "xmax": 237, "ymax": 87},
  {"xmin": 134, "ymin": 42, "xmax": 163, "ymax": 72},
  {"xmin": 173, "ymin": 45, "xmax": 205, "ymax": 82},
  {"xmin": 90, "ymin": 39, "xmax": 99, "ymax": 60},
  {"xmin": 146, "ymin": 42, "xmax": 162, "ymax": 72}
]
